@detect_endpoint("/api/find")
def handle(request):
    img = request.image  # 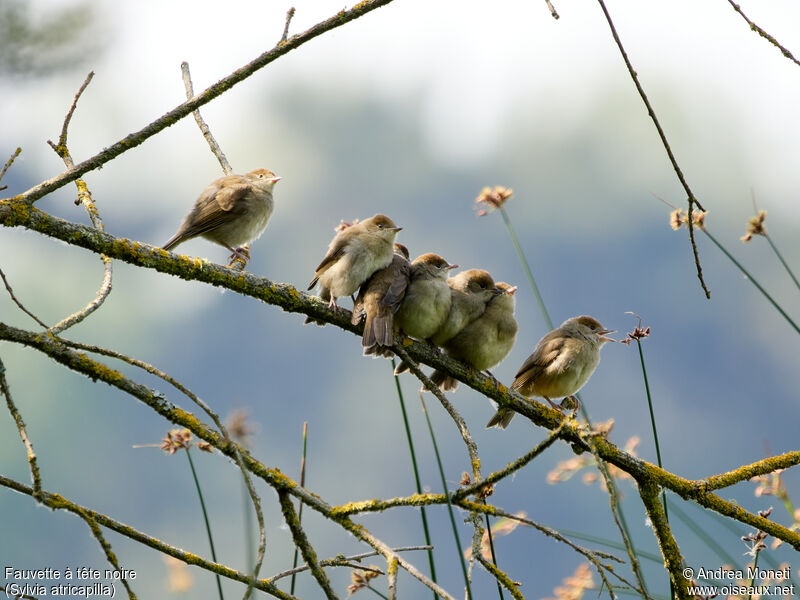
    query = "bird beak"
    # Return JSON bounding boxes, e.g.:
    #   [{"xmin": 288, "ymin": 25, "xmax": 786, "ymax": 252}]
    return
[
  {"xmin": 492, "ymin": 286, "xmax": 504, "ymax": 295},
  {"xmin": 270, "ymin": 176, "xmax": 282, "ymax": 183},
  {"xmin": 447, "ymin": 264, "xmax": 459, "ymax": 270},
  {"xmin": 391, "ymin": 226, "xmax": 403, "ymax": 232},
  {"xmin": 598, "ymin": 329, "xmax": 616, "ymax": 343},
  {"xmin": 505, "ymin": 286, "xmax": 518, "ymax": 295}
]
